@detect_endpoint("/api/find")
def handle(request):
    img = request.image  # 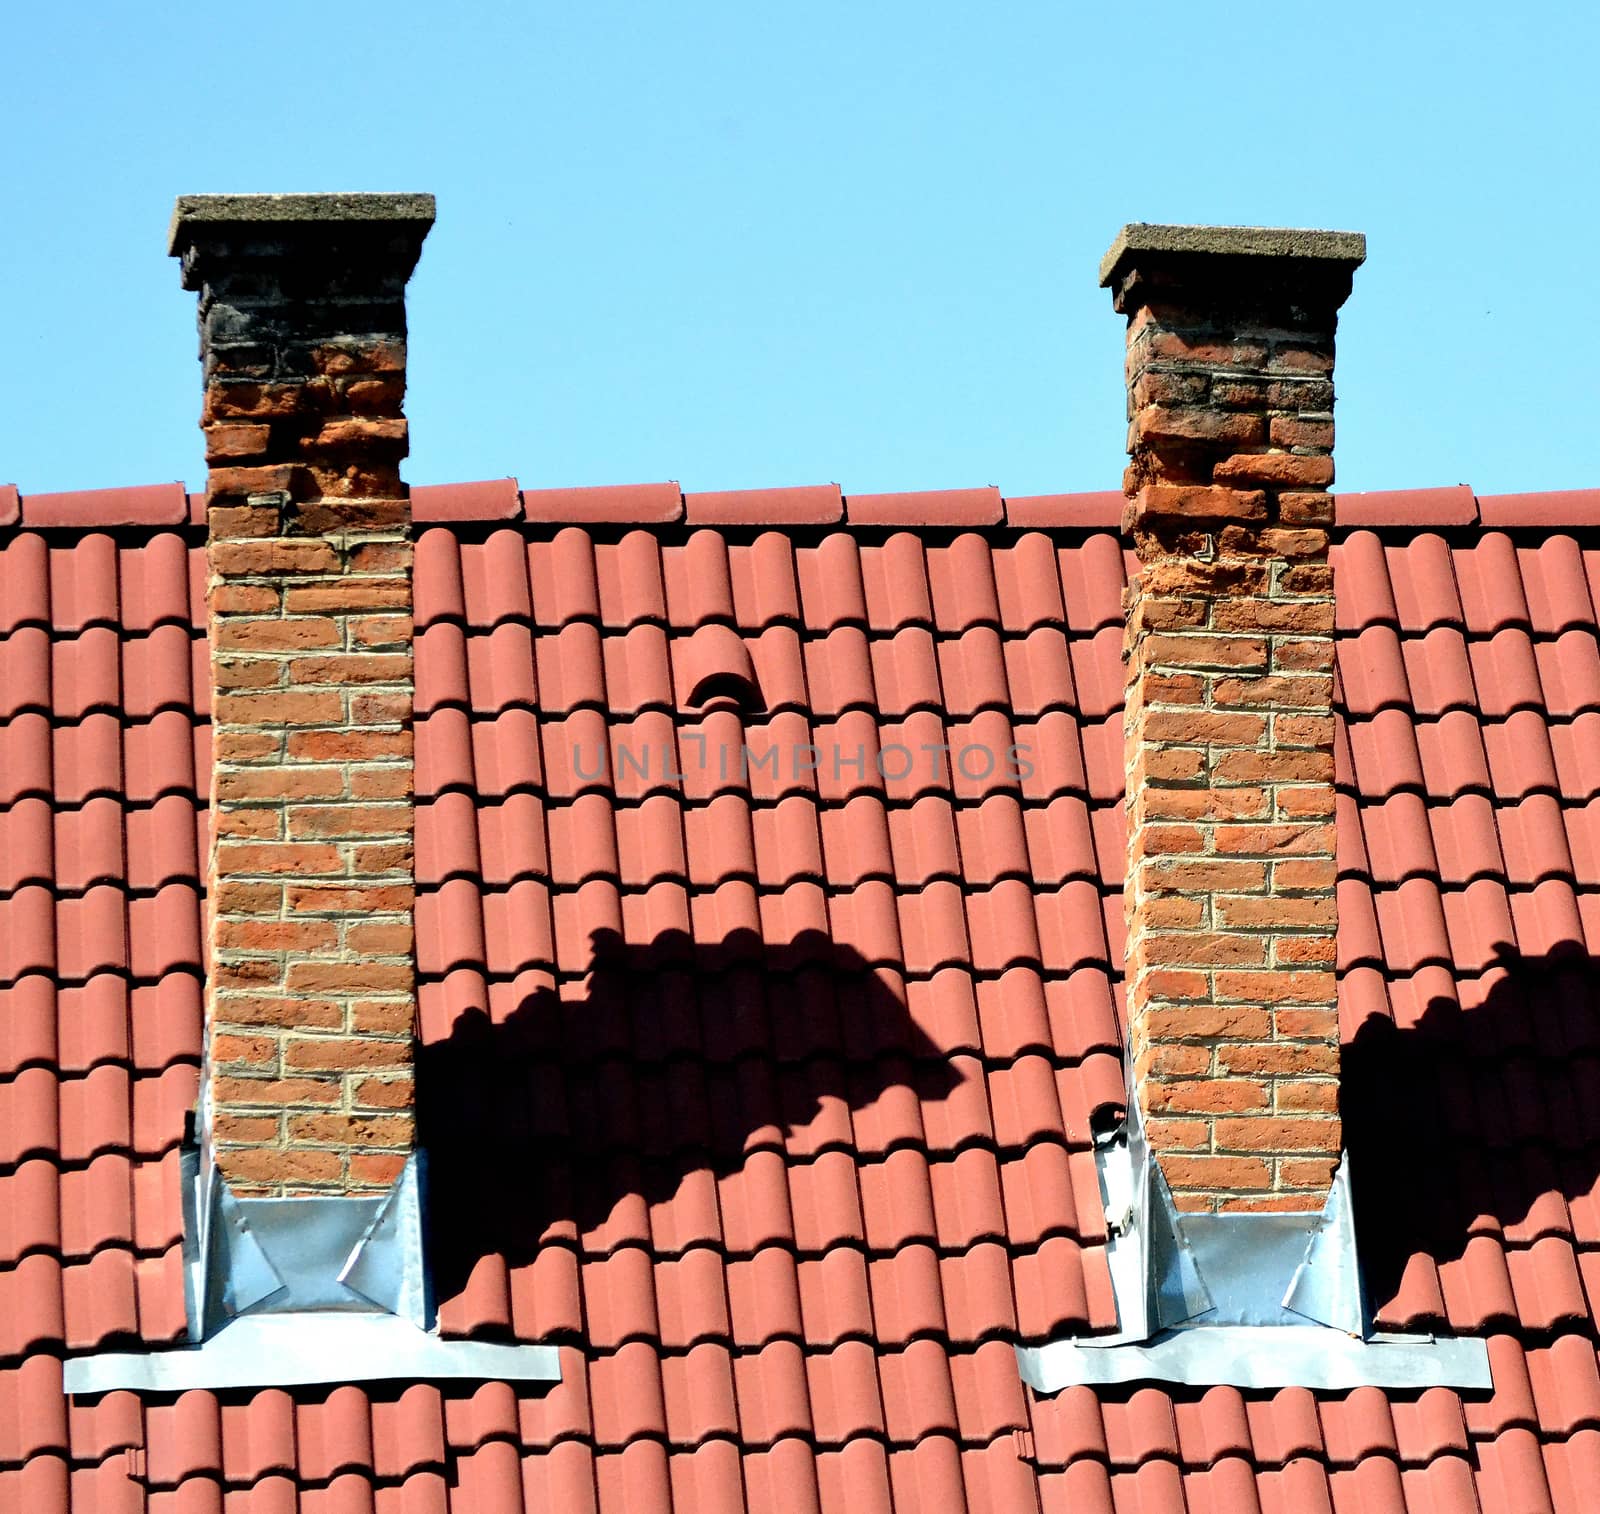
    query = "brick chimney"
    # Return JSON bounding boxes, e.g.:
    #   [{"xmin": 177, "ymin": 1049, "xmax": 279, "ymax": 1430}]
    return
[
  {"xmin": 171, "ymin": 194, "xmax": 434, "ymax": 1195},
  {"xmin": 1103, "ymin": 224, "xmax": 1364, "ymax": 1215}
]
